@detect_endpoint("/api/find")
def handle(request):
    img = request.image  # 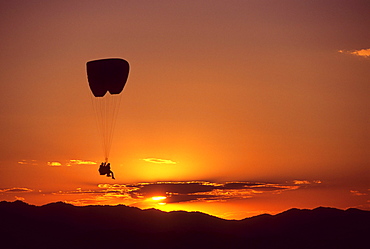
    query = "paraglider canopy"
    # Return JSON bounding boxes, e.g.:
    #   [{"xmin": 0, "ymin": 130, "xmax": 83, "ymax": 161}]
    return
[
  {"xmin": 87, "ymin": 58, "xmax": 130, "ymax": 97},
  {"xmin": 86, "ymin": 58, "xmax": 130, "ymax": 162}
]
